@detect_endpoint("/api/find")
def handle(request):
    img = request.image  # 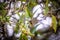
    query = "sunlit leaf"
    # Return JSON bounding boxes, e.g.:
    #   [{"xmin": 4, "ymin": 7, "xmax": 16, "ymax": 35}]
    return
[
  {"xmin": 23, "ymin": 34, "xmax": 28, "ymax": 40},
  {"xmin": 52, "ymin": 15, "xmax": 57, "ymax": 32},
  {"xmin": 24, "ymin": 7, "xmax": 33, "ymax": 18},
  {"xmin": 19, "ymin": 34, "xmax": 28, "ymax": 40}
]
